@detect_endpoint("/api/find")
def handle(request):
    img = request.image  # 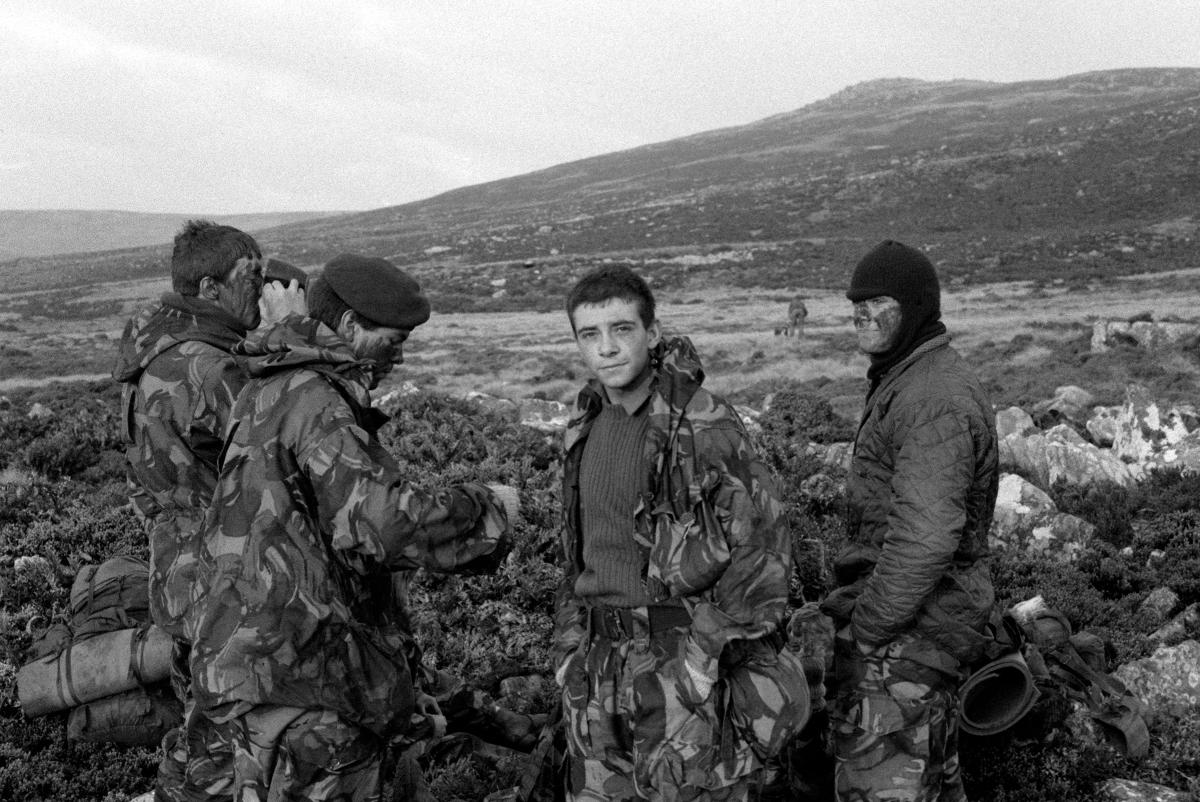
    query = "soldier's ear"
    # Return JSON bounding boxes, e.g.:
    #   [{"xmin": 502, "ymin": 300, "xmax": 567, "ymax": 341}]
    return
[
  {"xmin": 336, "ymin": 310, "xmax": 357, "ymax": 341},
  {"xmin": 646, "ymin": 318, "xmax": 662, "ymax": 349},
  {"xmin": 198, "ymin": 275, "xmax": 221, "ymax": 301}
]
